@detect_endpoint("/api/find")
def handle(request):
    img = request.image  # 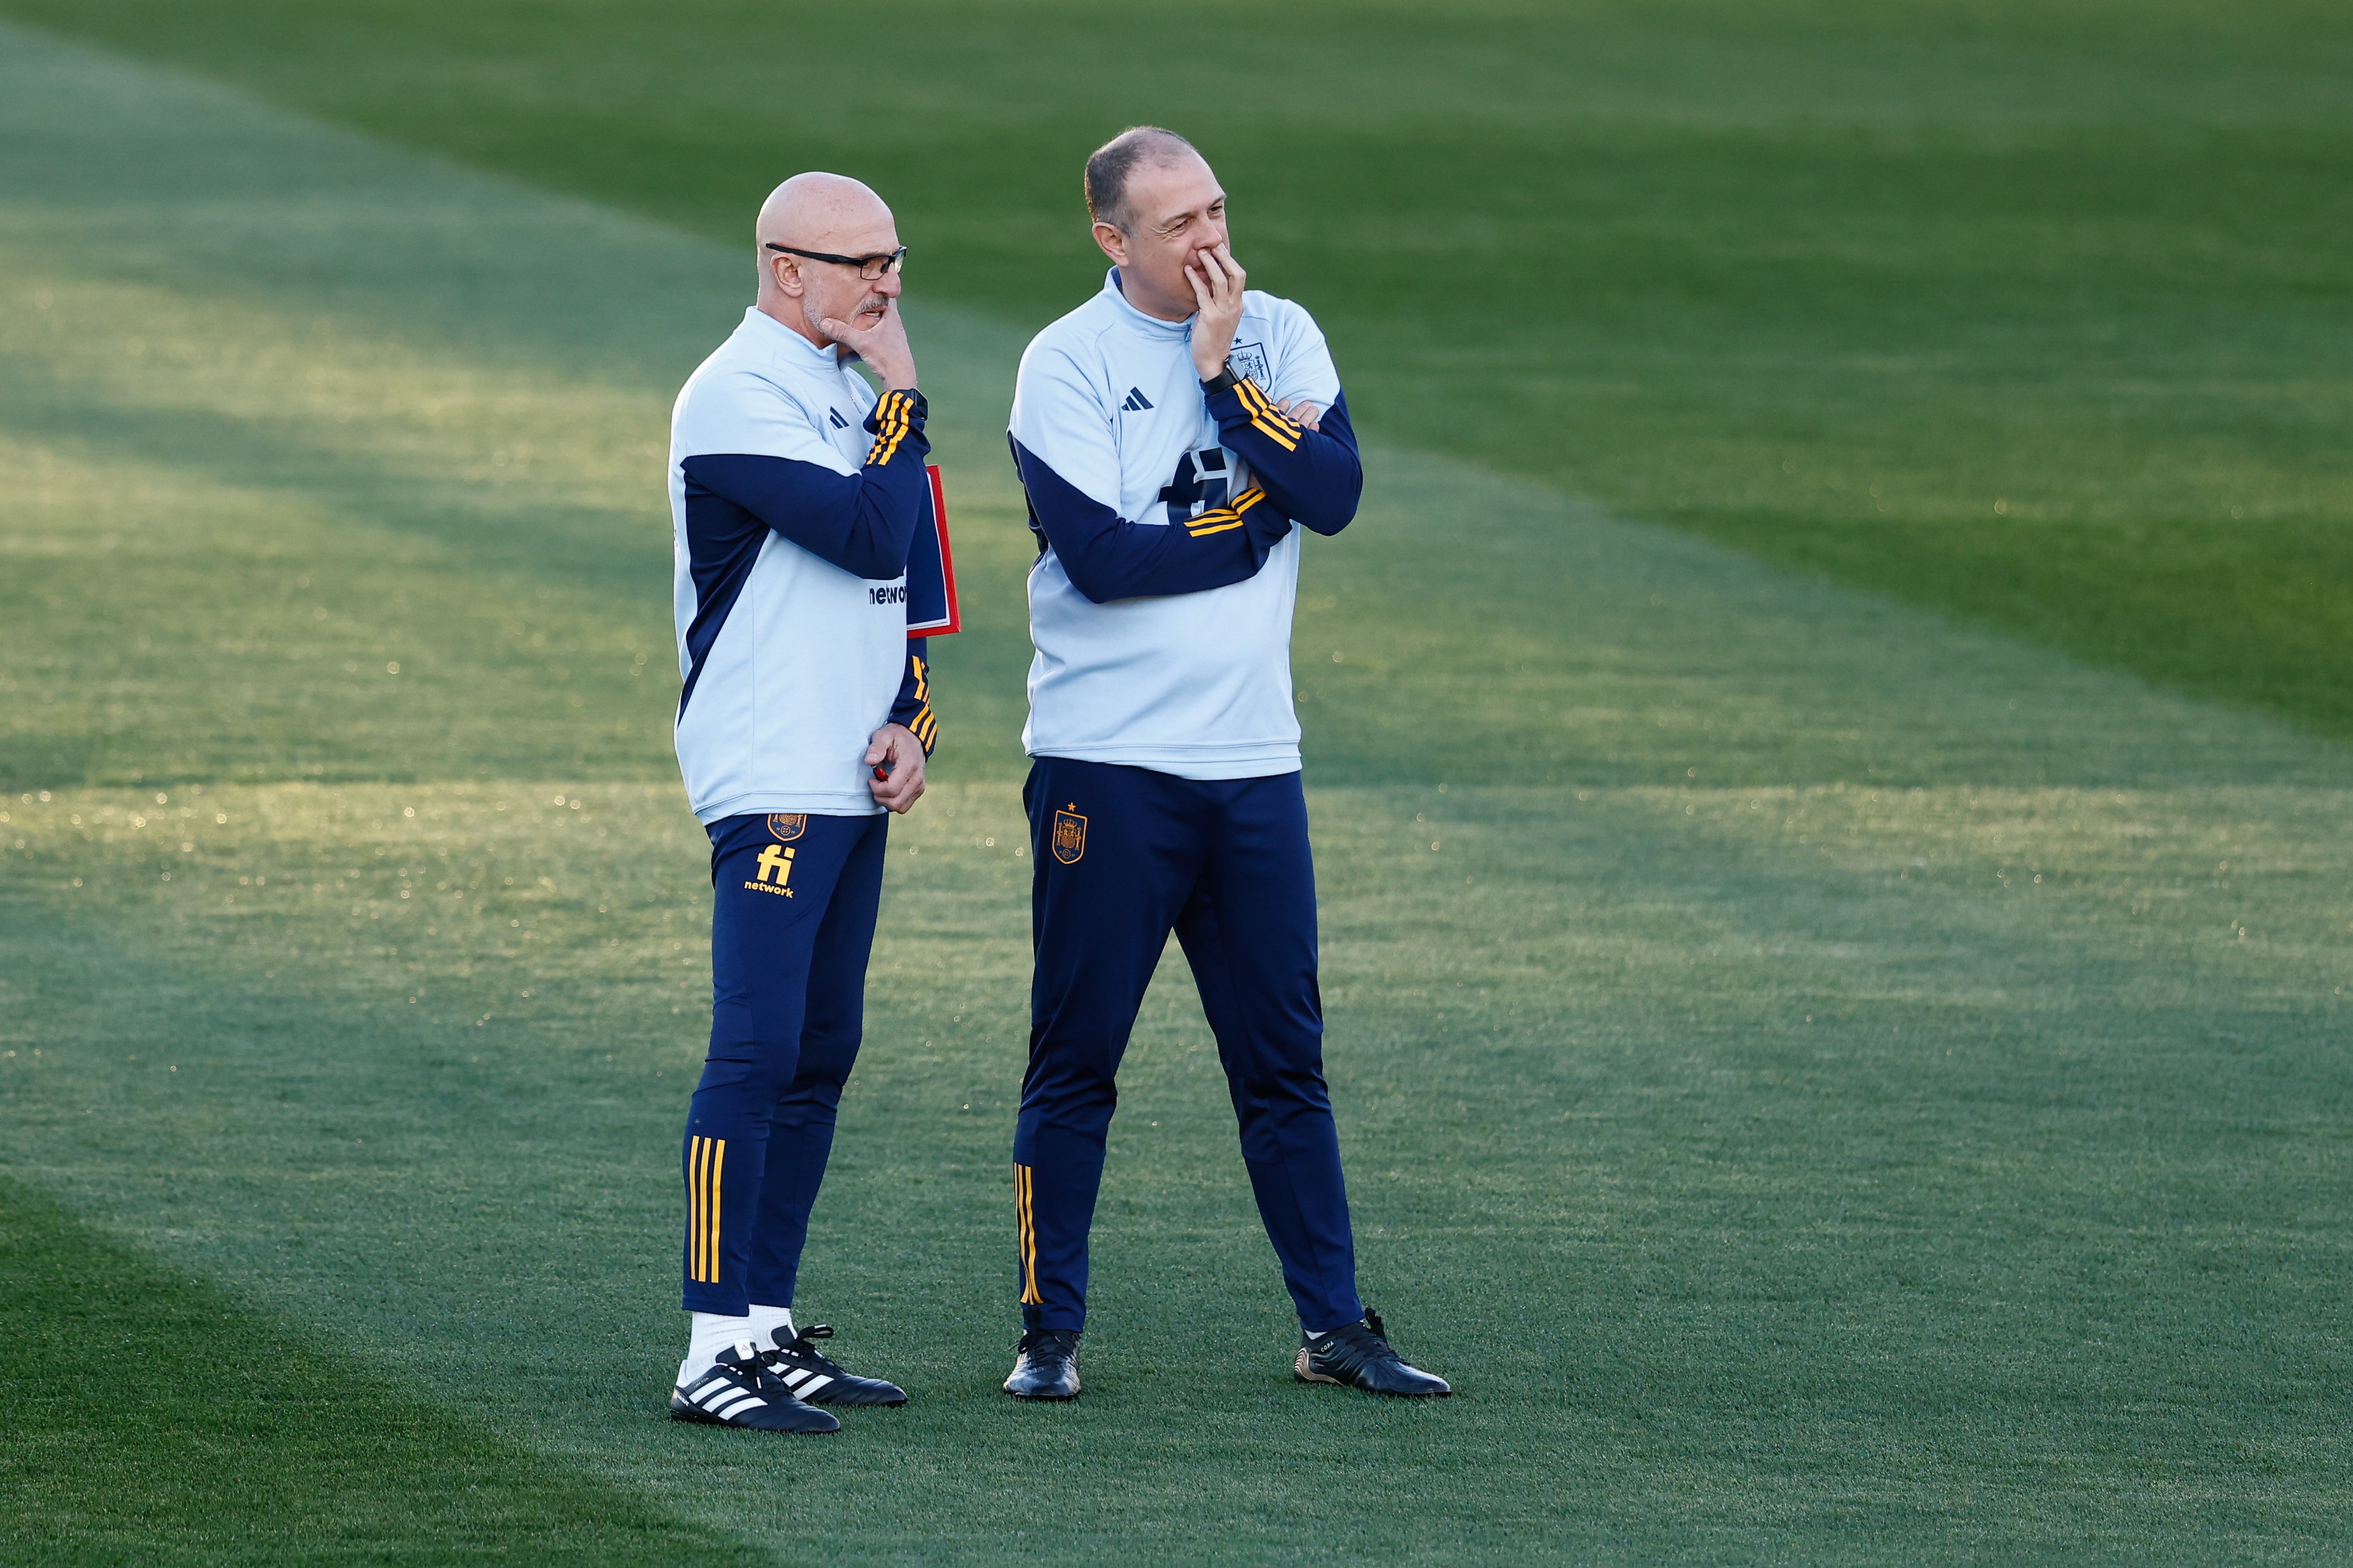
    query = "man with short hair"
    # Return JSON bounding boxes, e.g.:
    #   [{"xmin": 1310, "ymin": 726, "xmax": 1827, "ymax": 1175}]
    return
[
  {"xmin": 1000, "ymin": 128, "xmax": 1450, "ymax": 1401},
  {"xmin": 662, "ymin": 172, "xmax": 939, "ymax": 1434}
]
